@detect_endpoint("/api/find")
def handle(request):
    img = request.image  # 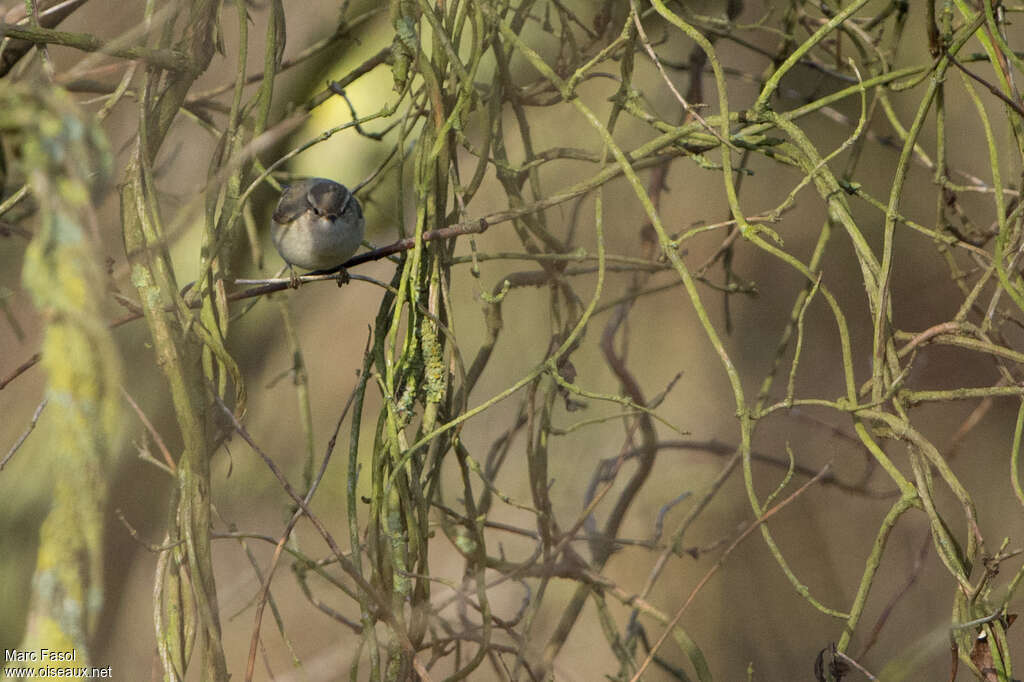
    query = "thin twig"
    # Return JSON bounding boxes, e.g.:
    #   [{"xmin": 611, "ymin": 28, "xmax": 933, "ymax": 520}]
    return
[{"xmin": 1, "ymin": 398, "xmax": 47, "ymax": 470}]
